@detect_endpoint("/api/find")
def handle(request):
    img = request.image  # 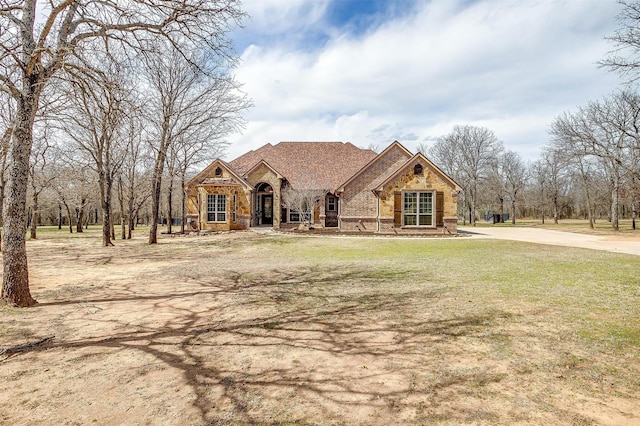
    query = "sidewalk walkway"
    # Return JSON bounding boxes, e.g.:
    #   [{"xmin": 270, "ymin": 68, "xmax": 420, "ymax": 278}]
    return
[{"xmin": 459, "ymin": 226, "xmax": 640, "ymax": 257}]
